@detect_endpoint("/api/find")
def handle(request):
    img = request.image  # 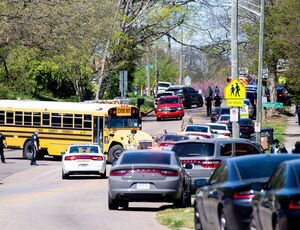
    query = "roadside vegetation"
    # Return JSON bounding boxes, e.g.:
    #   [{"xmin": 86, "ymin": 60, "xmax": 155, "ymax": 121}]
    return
[
  {"xmin": 263, "ymin": 115, "xmax": 287, "ymax": 145},
  {"xmin": 157, "ymin": 208, "xmax": 194, "ymax": 230}
]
